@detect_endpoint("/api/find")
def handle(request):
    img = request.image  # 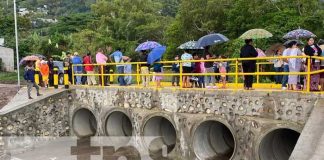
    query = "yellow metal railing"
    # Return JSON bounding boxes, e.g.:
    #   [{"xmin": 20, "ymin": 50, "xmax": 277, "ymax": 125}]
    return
[{"xmin": 70, "ymin": 56, "xmax": 324, "ymax": 93}]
